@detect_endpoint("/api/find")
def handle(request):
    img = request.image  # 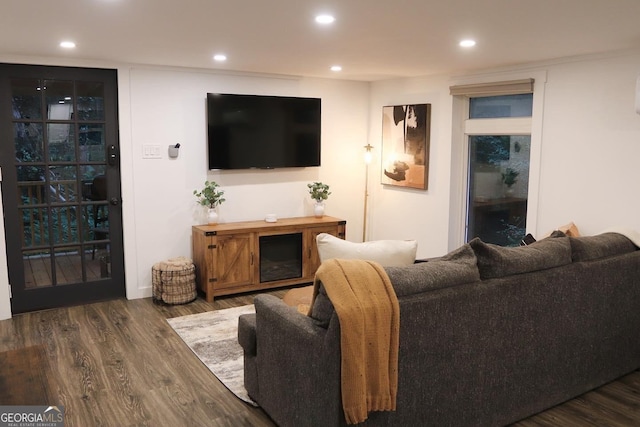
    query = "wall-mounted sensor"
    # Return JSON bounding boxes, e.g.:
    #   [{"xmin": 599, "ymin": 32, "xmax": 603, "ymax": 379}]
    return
[{"xmin": 168, "ymin": 143, "xmax": 180, "ymax": 158}]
